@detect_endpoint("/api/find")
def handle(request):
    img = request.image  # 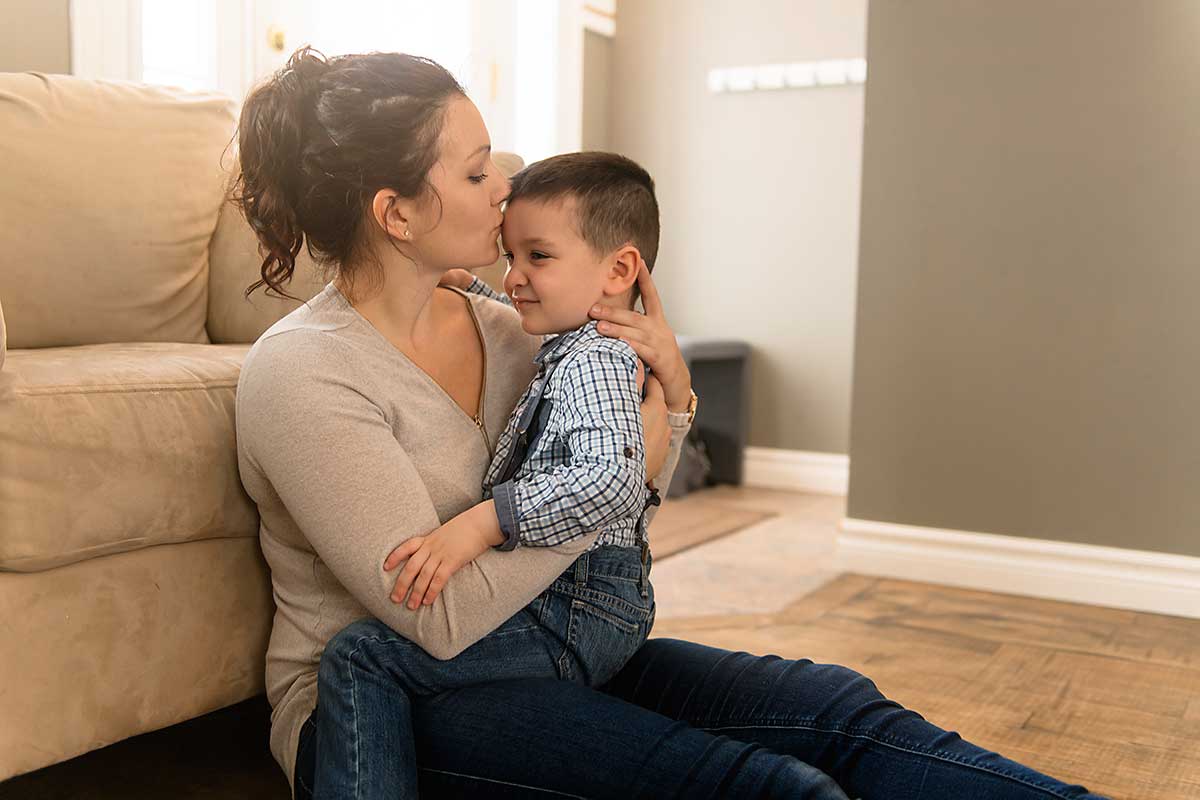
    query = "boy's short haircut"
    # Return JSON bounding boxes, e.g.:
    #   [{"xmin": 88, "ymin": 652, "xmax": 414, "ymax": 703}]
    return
[{"xmin": 506, "ymin": 152, "xmax": 660, "ymax": 305}]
